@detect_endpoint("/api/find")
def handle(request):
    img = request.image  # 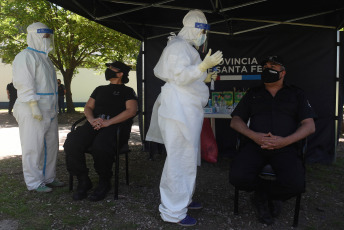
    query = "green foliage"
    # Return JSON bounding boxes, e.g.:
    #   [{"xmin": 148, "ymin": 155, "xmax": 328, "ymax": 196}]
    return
[
  {"xmin": 0, "ymin": 0, "xmax": 139, "ymax": 68},
  {"xmin": 0, "ymin": 0, "xmax": 140, "ymax": 112}
]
